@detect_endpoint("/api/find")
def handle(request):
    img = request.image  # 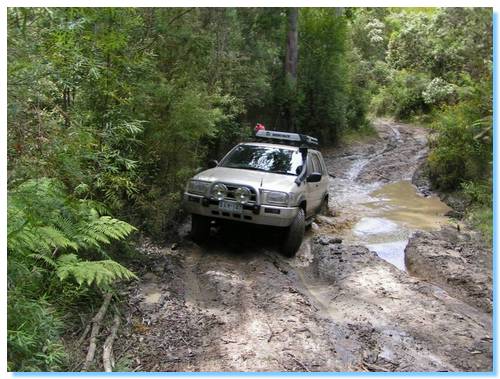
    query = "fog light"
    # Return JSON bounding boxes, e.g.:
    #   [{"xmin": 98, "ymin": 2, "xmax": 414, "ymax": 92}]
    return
[
  {"xmin": 234, "ymin": 187, "xmax": 251, "ymax": 204},
  {"xmin": 211, "ymin": 183, "xmax": 227, "ymax": 200}
]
